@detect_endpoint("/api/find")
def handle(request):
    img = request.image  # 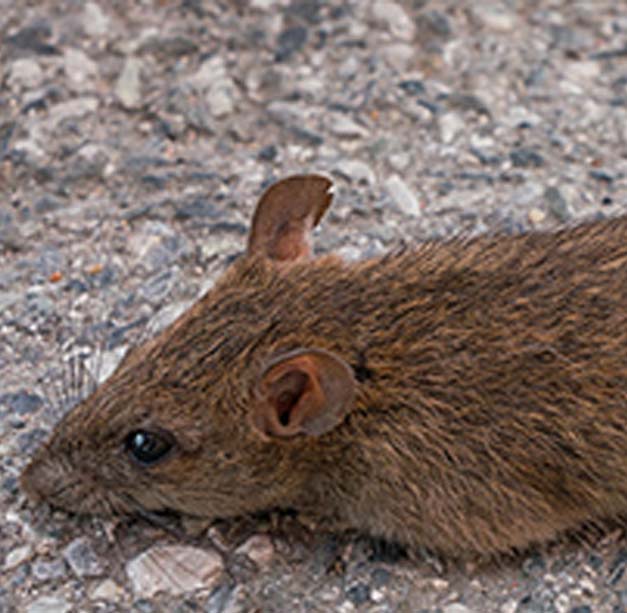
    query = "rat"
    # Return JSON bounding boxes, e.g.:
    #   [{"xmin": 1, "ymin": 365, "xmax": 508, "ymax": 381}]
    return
[{"xmin": 21, "ymin": 174, "xmax": 627, "ymax": 557}]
